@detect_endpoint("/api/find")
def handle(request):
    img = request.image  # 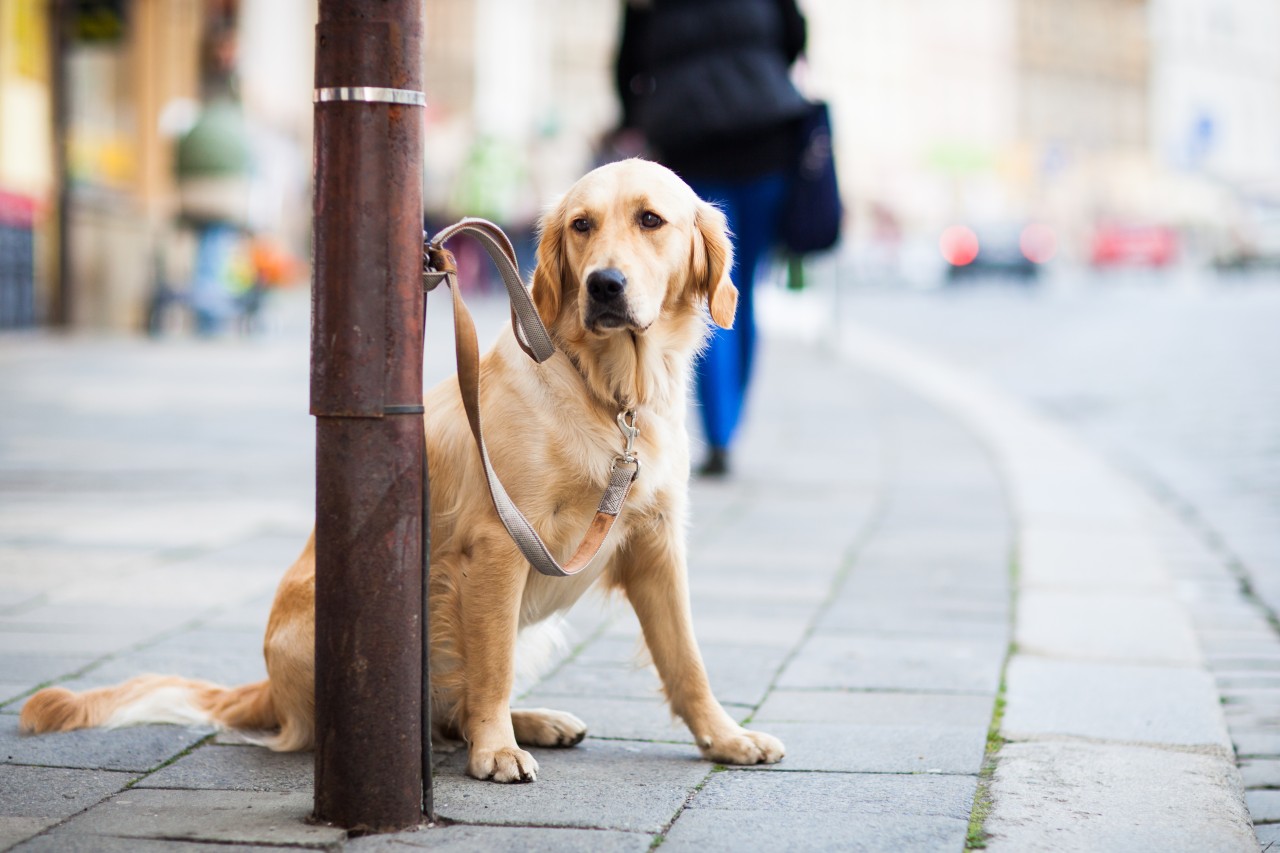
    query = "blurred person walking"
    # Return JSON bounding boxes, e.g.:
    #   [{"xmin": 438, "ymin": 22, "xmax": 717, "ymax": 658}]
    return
[
  {"xmin": 616, "ymin": 0, "xmax": 809, "ymax": 476},
  {"xmin": 174, "ymin": 24, "xmax": 252, "ymax": 336}
]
